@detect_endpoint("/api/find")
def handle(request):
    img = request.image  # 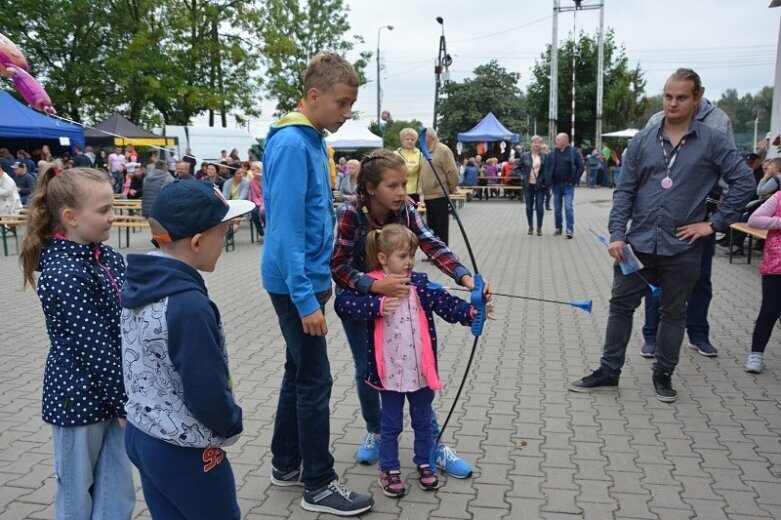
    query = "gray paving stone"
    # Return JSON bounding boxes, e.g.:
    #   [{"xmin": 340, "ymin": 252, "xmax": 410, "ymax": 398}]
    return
[{"xmin": 1, "ymin": 190, "xmax": 778, "ymax": 519}]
